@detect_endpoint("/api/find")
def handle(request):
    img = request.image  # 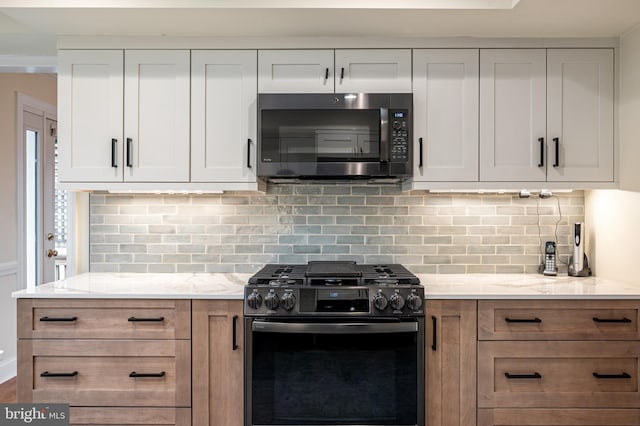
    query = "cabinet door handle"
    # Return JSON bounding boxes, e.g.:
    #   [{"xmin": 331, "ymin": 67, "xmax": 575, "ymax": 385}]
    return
[
  {"xmin": 340, "ymin": 67, "xmax": 345, "ymax": 81},
  {"xmin": 247, "ymin": 139, "xmax": 253, "ymax": 169},
  {"xmin": 129, "ymin": 371, "xmax": 165, "ymax": 378},
  {"xmin": 593, "ymin": 372, "xmax": 631, "ymax": 379},
  {"xmin": 126, "ymin": 138, "xmax": 133, "ymax": 167},
  {"xmin": 419, "ymin": 137, "xmax": 424, "ymax": 169},
  {"xmin": 593, "ymin": 317, "xmax": 632, "ymax": 323},
  {"xmin": 505, "ymin": 317, "xmax": 542, "ymax": 323},
  {"xmin": 324, "ymin": 67, "xmax": 329, "ymax": 82},
  {"xmin": 232, "ymin": 315, "xmax": 239, "ymax": 351},
  {"xmin": 505, "ymin": 372, "xmax": 542, "ymax": 379},
  {"xmin": 431, "ymin": 315, "xmax": 437, "ymax": 351},
  {"xmin": 111, "ymin": 139, "xmax": 118, "ymax": 168},
  {"xmin": 128, "ymin": 316, "xmax": 165, "ymax": 322},
  {"xmin": 40, "ymin": 316, "xmax": 78, "ymax": 322},
  {"xmin": 41, "ymin": 371, "xmax": 78, "ymax": 377},
  {"xmin": 538, "ymin": 137, "xmax": 544, "ymax": 167},
  {"xmin": 553, "ymin": 137, "xmax": 560, "ymax": 167}
]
